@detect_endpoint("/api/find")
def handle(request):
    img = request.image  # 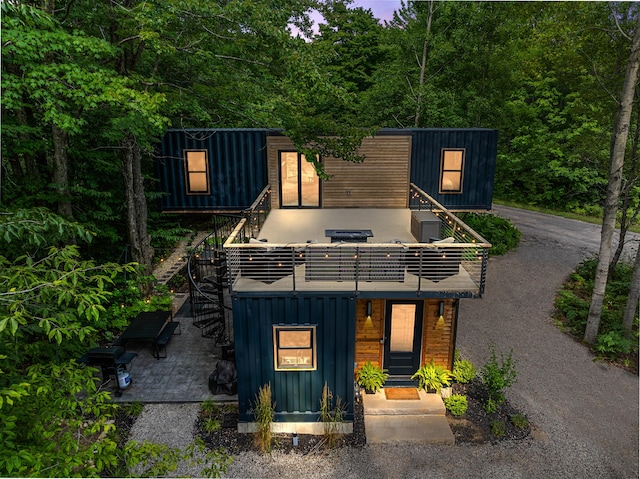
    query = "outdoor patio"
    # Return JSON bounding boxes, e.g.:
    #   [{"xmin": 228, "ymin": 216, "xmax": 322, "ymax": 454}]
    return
[{"xmin": 101, "ymin": 296, "xmax": 237, "ymax": 404}]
